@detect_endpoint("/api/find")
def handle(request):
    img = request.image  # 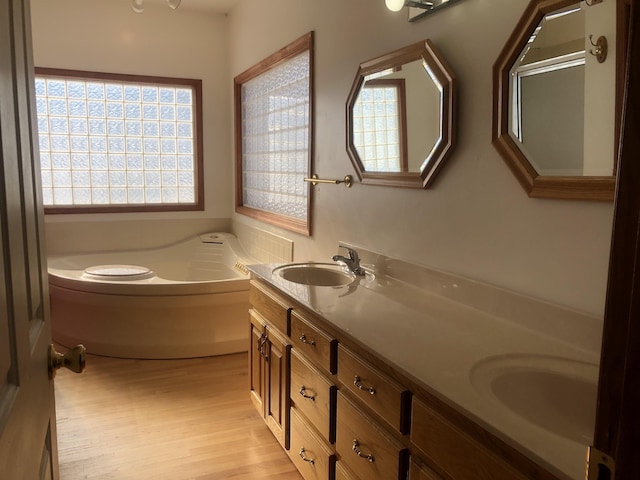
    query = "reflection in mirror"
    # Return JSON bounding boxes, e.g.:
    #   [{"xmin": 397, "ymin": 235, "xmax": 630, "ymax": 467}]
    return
[
  {"xmin": 347, "ymin": 40, "xmax": 456, "ymax": 188},
  {"xmin": 493, "ymin": 0, "xmax": 627, "ymax": 201},
  {"xmin": 510, "ymin": 5, "xmax": 588, "ymax": 176}
]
